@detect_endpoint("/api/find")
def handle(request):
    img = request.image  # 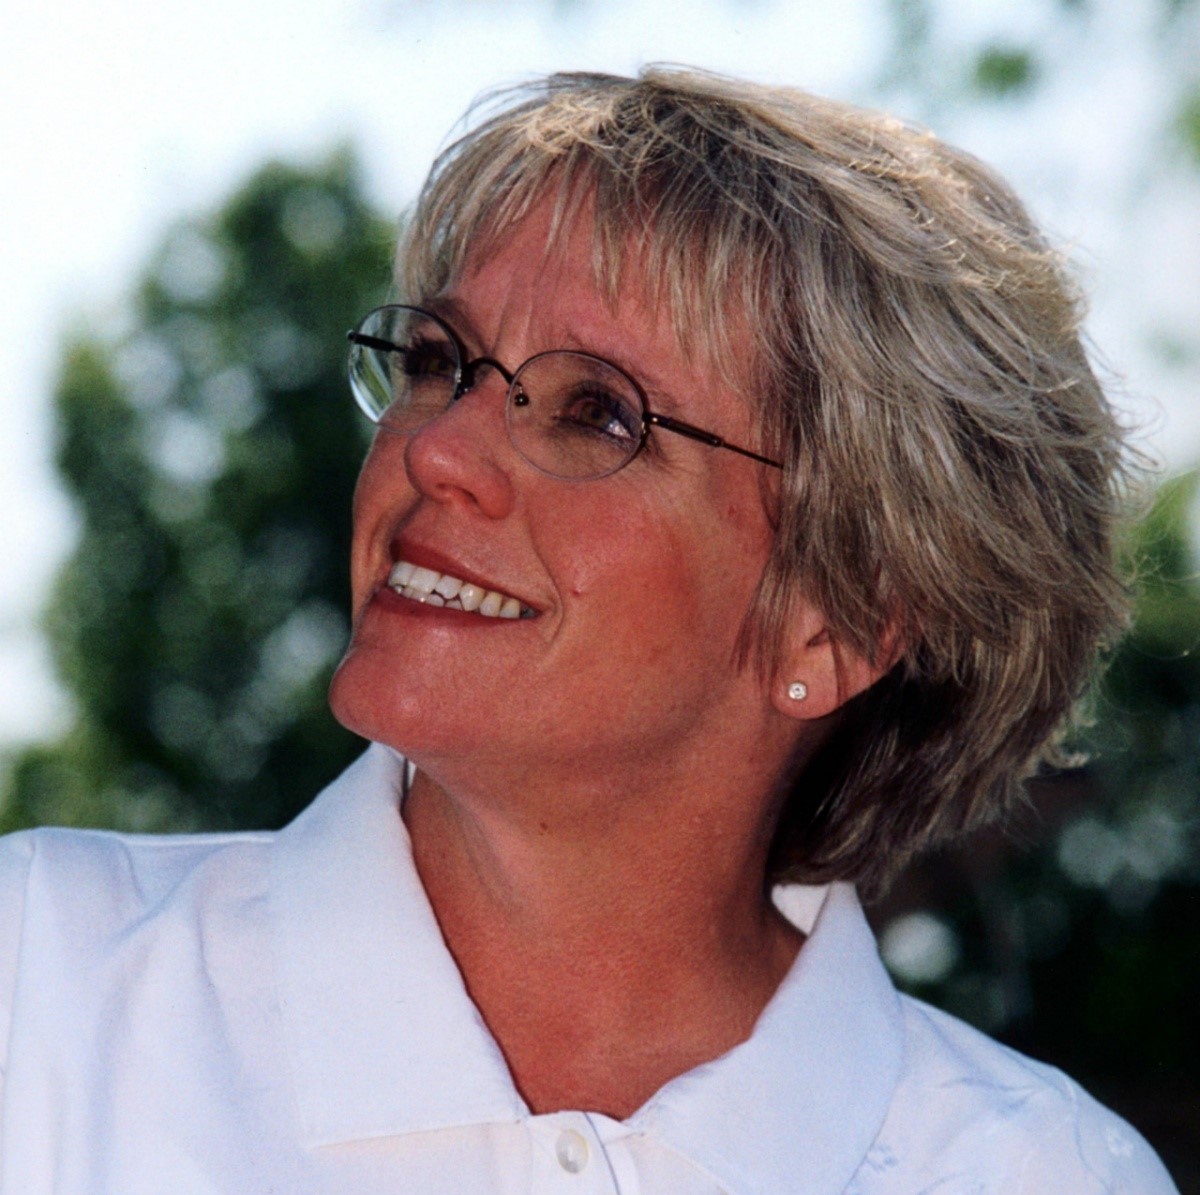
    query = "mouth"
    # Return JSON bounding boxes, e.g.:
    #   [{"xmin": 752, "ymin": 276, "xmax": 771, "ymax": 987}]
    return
[{"xmin": 387, "ymin": 559, "xmax": 538, "ymax": 620}]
